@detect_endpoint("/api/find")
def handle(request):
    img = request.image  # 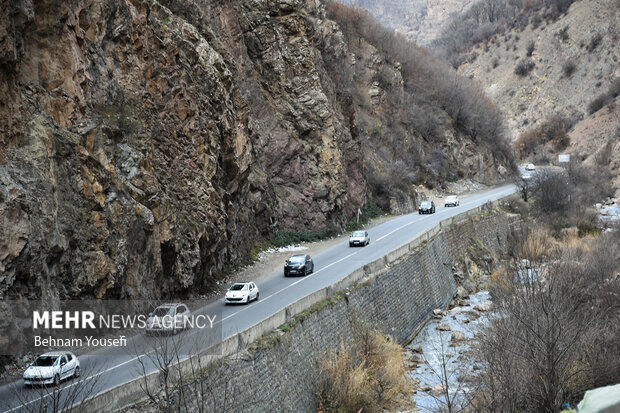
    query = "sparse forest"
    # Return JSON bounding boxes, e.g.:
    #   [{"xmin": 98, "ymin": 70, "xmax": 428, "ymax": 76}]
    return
[
  {"xmin": 322, "ymin": 1, "xmax": 515, "ymax": 209},
  {"xmin": 434, "ymin": 0, "xmax": 579, "ymax": 65},
  {"xmin": 473, "ymin": 165, "xmax": 619, "ymax": 412}
]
